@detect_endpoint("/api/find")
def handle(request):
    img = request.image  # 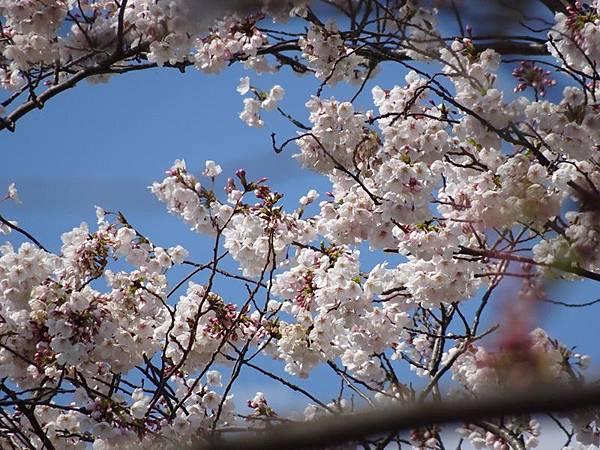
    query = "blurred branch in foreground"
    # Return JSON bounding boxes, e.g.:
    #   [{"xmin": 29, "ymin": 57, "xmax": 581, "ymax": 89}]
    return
[{"xmin": 197, "ymin": 384, "xmax": 600, "ymax": 450}]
